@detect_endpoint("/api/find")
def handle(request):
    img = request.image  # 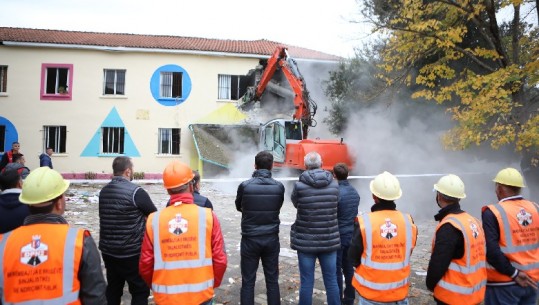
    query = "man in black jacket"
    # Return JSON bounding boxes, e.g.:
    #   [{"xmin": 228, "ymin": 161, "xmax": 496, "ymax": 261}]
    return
[
  {"xmin": 193, "ymin": 170, "xmax": 214, "ymax": 210},
  {"xmin": 99, "ymin": 156, "xmax": 157, "ymax": 305},
  {"xmin": 0, "ymin": 169, "xmax": 29, "ymax": 233},
  {"xmin": 235, "ymin": 151, "xmax": 285, "ymax": 305}
]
